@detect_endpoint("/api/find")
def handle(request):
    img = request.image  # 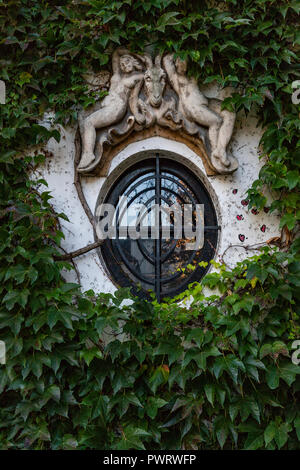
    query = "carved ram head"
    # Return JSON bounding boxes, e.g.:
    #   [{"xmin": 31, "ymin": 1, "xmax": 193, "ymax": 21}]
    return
[{"xmin": 143, "ymin": 55, "xmax": 166, "ymax": 108}]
